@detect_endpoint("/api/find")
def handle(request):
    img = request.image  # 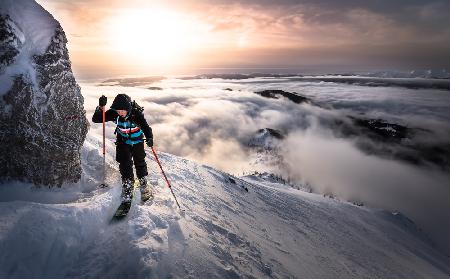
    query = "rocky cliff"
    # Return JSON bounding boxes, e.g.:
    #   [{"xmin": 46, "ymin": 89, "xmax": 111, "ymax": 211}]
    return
[{"xmin": 0, "ymin": 0, "xmax": 88, "ymax": 186}]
